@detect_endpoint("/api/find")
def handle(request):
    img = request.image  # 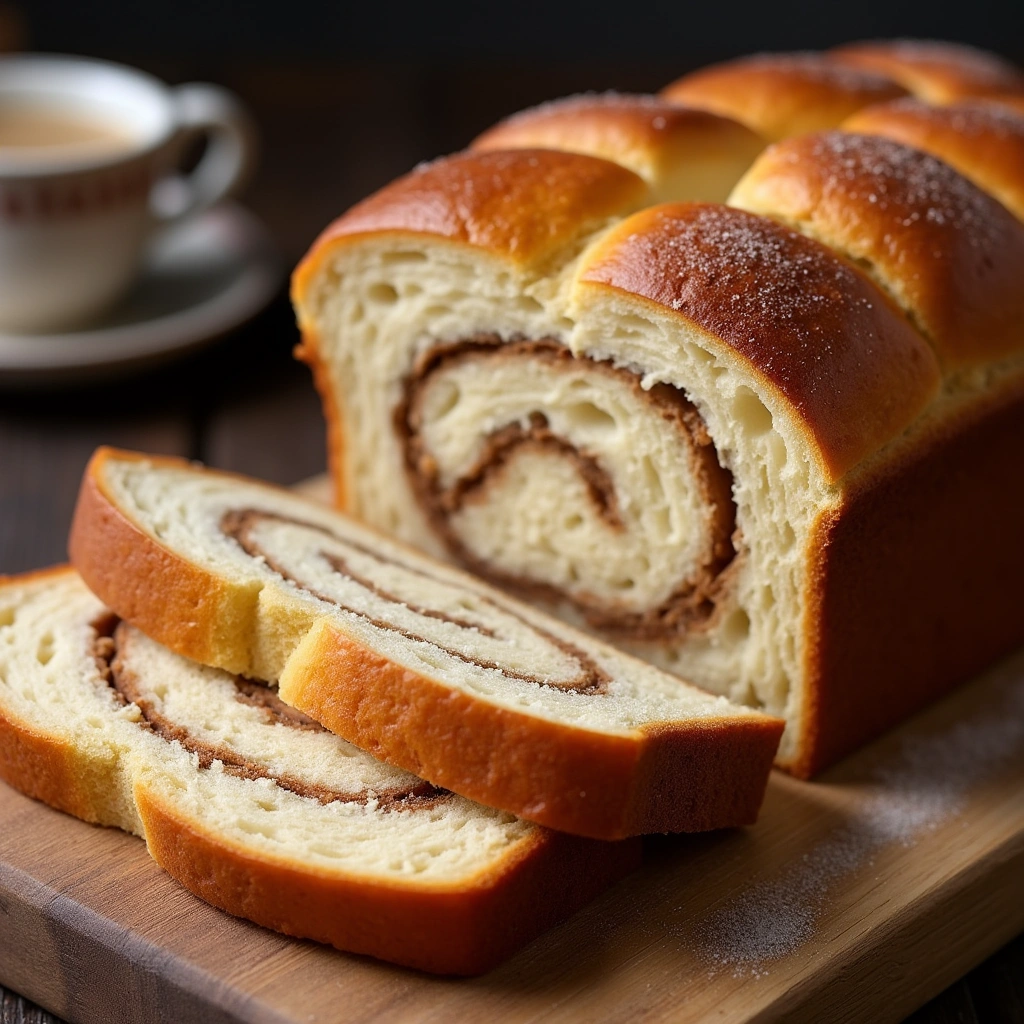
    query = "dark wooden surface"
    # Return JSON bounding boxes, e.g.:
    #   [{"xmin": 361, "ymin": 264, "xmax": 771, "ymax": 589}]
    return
[{"xmin": 0, "ymin": 59, "xmax": 1022, "ymax": 1024}]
